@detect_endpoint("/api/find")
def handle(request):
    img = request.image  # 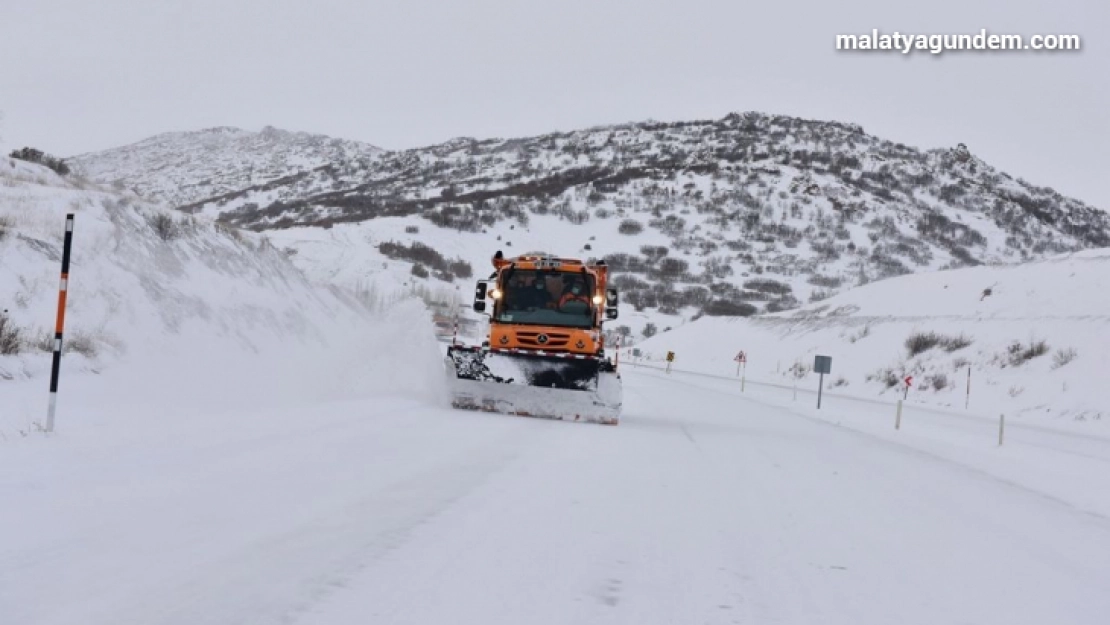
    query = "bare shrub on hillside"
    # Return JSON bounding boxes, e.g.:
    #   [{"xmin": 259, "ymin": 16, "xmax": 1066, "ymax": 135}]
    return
[
  {"xmin": 702, "ymin": 299, "xmax": 757, "ymax": 317},
  {"xmin": 703, "ymin": 256, "xmax": 733, "ymax": 279},
  {"xmin": 149, "ymin": 213, "xmax": 181, "ymax": 242},
  {"xmin": 867, "ymin": 367, "xmax": 902, "ymax": 389},
  {"xmin": 765, "ymin": 295, "xmax": 800, "ymax": 313},
  {"xmin": 809, "ymin": 240, "xmax": 841, "ymax": 261},
  {"xmin": 9, "ymin": 147, "xmax": 70, "ymax": 176},
  {"xmin": 653, "ymin": 257, "xmax": 689, "ymax": 281},
  {"xmin": 848, "ymin": 325, "xmax": 871, "ymax": 343},
  {"xmin": 0, "ymin": 311, "xmax": 22, "ymax": 355},
  {"xmin": 449, "ymin": 260, "xmax": 473, "ymax": 279},
  {"xmin": 606, "ymin": 253, "xmax": 650, "ymax": 274},
  {"xmin": 649, "ymin": 215, "xmax": 686, "ymax": 237},
  {"xmin": 1052, "ymin": 347, "xmax": 1078, "ymax": 369},
  {"xmin": 618, "ymin": 219, "xmax": 643, "ymax": 235},
  {"xmin": 640, "ymin": 245, "xmax": 669, "ymax": 262},
  {"xmin": 1004, "ymin": 339, "xmax": 1049, "ymax": 366},
  {"xmin": 789, "ymin": 361, "xmax": 810, "ymax": 379},
  {"xmin": 906, "ymin": 332, "xmax": 941, "ymax": 357},
  {"xmin": 743, "ymin": 278, "xmax": 792, "ymax": 296},
  {"xmin": 611, "ymin": 275, "xmax": 649, "ymax": 291},
  {"xmin": 379, "ymin": 240, "xmax": 472, "ymax": 280},
  {"xmin": 926, "ymin": 373, "xmax": 949, "ymax": 391},
  {"xmin": 0, "ymin": 215, "xmax": 12, "ymax": 241},
  {"xmin": 807, "ymin": 274, "xmax": 843, "ymax": 288},
  {"xmin": 905, "ymin": 331, "xmax": 972, "ymax": 357},
  {"xmin": 682, "ymin": 286, "xmax": 711, "ymax": 308},
  {"xmin": 809, "ymin": 289, "xmax": 834, "ymax": 303},
  {"xmin": 64, "ymin": 330, "xmax": 98, "ymax": 358},
  {"xmin": 941, "ymin": 334, "xmax": 973, "ymax": 352}
]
